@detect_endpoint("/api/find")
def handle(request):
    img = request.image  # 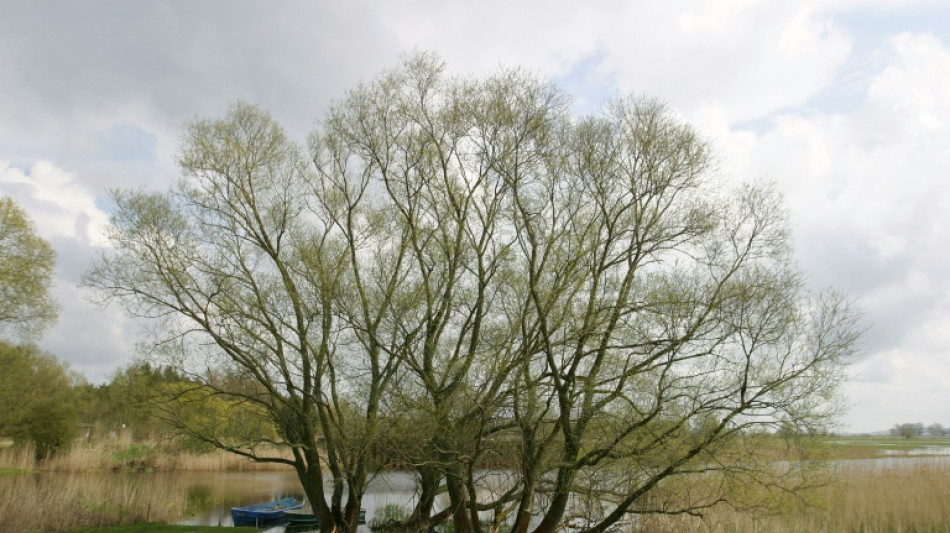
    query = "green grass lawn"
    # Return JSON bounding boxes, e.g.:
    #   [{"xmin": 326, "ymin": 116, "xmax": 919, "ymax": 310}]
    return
[{"xmin": 69, "ymin": 525, "xmax": 257, "ymax": 533}]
